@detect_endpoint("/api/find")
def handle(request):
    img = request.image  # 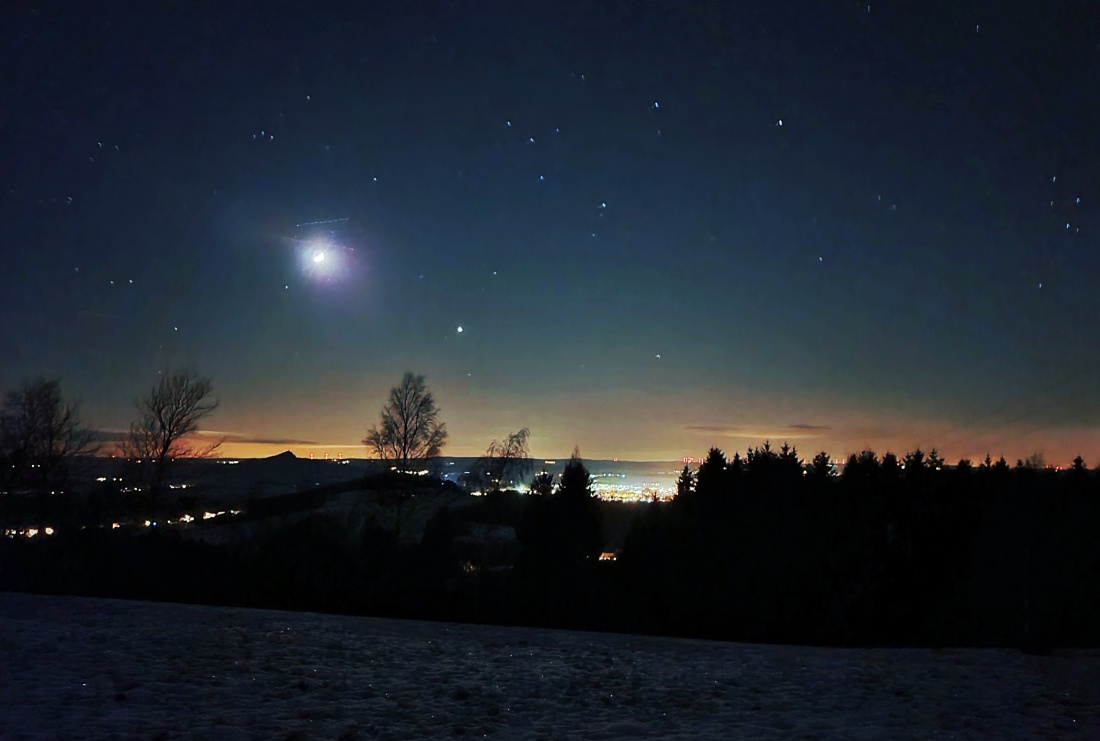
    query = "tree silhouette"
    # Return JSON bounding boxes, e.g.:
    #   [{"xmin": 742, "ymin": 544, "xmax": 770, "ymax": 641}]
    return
[
  {"xmin": 517, "ymin": 452, "xmax": 598, "ymax": 567},
  {"xmin": 676, "ymin": 465, "xmax": 694, "ymax": 497},
  {"xmin": 746, "ymin": 440, "xmax": 778, "ymax": 474},
  {"xmin": 1021, "ymin": 452, "xmax": 1046, "ymax": 470},
  {"xmin": 464, "ymin": 427, "xmax": 531, "ymax": 493},
  {"xmin": 122, "ymin": 370, "xmax": 220, "ymax": 496},
  {"xmin": 776, "ymin": 442, "xmax": 803, "ymax": 484},
  {"xmin": 728, "ymin": 451, "xmax": 746, "ymax": 477},
  {"xmin": 927, "ymin": 448, "xmax": 944, "ymax": 471},
  {"xmin": 529, "ymin": 470, "xmax": 554, "ymax": 496},
  {"xmin": 882, "ymin": 452, "xmax": 900, "ymax": 477},
  {"xmin": 557, "ymin": 449, "xmax": 594, "ymax": 499},
  {"xmin": 695, "ymin": 447, "xmax": 727, "ymax": 497},
  {"xmin": 552, "ymin": 449, "xmax": 602, "ymax": 567},
  {"xmin": 0, "ymin": 377, "xmax": 95, "ymax": 494},
  {"xmin": 806, "ymin": 451, "xmax": 833, "ymax": 480},
  {"xmin": 843, "ymin": 449, "xmax": 880, "ymax": 483},
  {"xmin": 516, "ymin": 448, "xmax": 602, "ymax": 623},
  {"xmin": 363, "ymin": 372, "xmax": 447, "ymax": 474},
  {"xmin": 903, "ymin": 448, "xmax": 926, "ymax": 473}
]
